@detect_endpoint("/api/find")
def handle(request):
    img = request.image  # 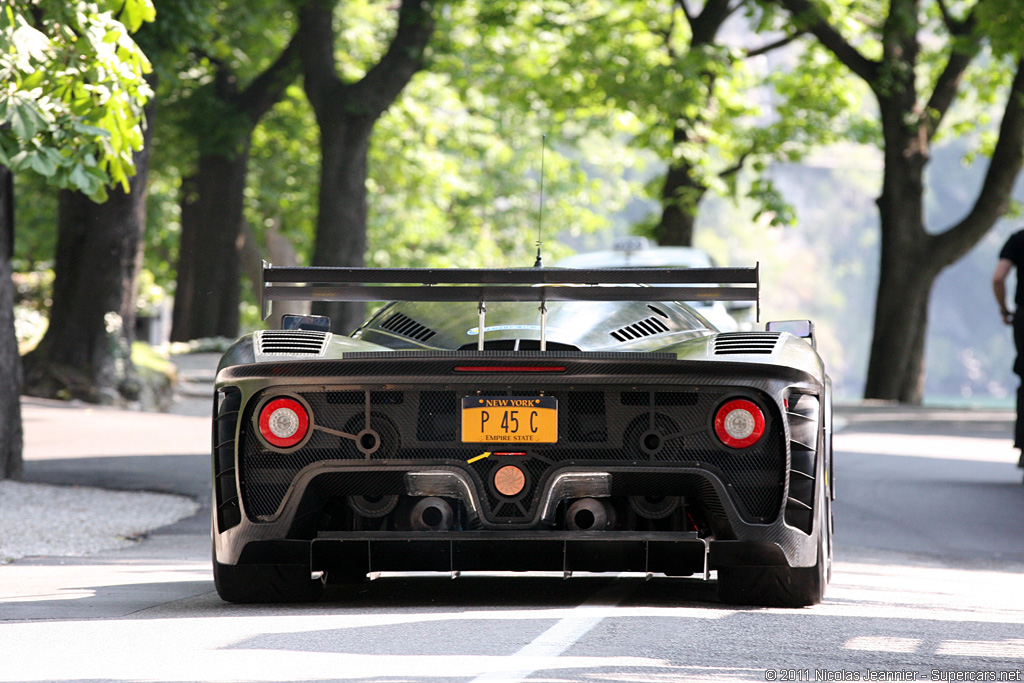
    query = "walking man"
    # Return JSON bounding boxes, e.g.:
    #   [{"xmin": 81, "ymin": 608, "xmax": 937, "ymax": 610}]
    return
[{"xmin": 992, "ymin": 228, "xmax": 1024, "ymax": 470}]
